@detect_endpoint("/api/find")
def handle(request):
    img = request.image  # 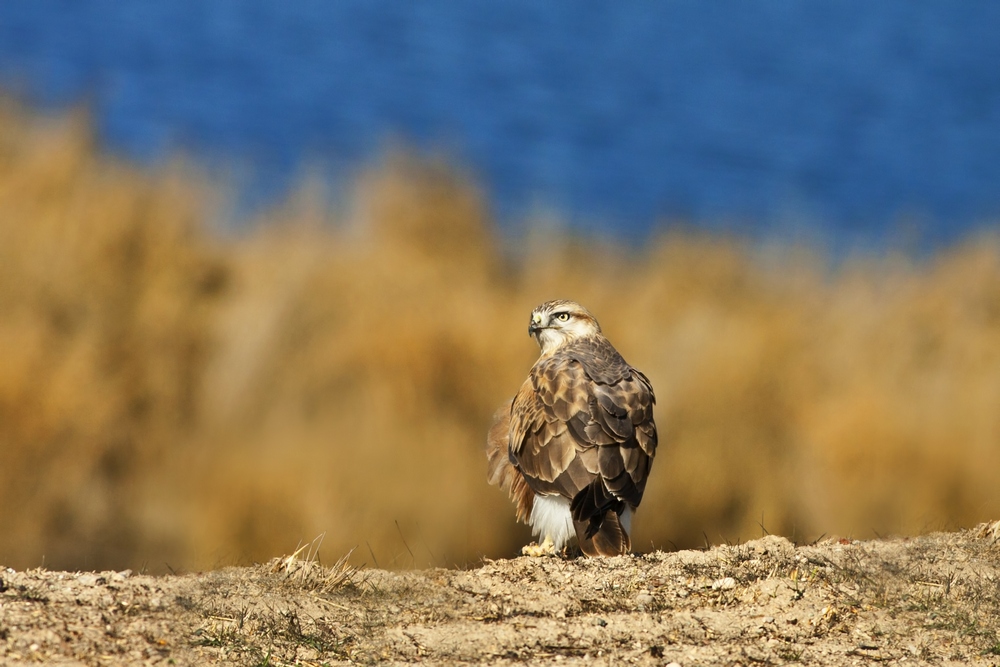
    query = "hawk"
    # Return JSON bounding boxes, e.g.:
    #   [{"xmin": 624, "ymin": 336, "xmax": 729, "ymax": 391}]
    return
[{"xmin": 487, "ymin": 300, "xmax": 657, "ymax": 557}]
